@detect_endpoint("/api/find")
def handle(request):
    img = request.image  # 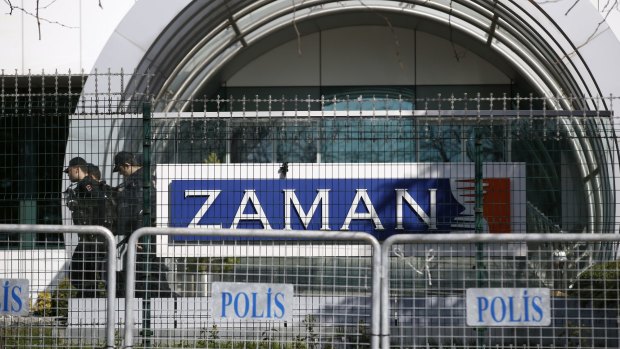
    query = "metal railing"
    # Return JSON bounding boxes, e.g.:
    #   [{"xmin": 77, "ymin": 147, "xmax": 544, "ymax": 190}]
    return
[
  {"xmin": 381, "ymin": 233, "xmax": 620, "ymax": 349},
  {"xmin": 0, "ymin": 224, "xmax": 116, "ymax": 349},
  {"xmin": 2, "ymin": 71, "xmax": 620, "ymax": 348},
  {"xmin": 123, "ymin": 227, "xmax": 381, "ymax": 349},
  {"xmin": 2, "ymin": 225, "xmax": 620, "ymax": 348}
]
